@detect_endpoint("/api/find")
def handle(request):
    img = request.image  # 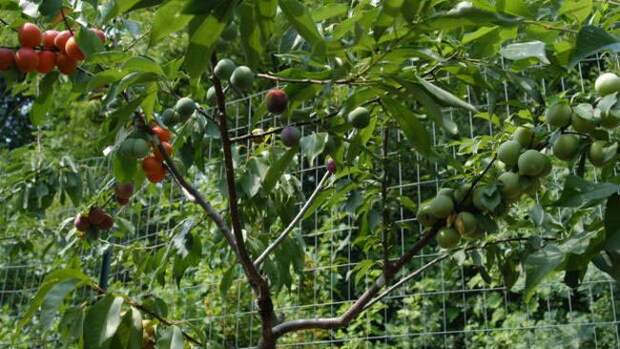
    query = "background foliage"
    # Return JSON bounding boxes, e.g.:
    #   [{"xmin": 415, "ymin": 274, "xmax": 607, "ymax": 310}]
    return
[{"xmin": 1, "ymin": 0, "xmax": 620, "ymax": 348}]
